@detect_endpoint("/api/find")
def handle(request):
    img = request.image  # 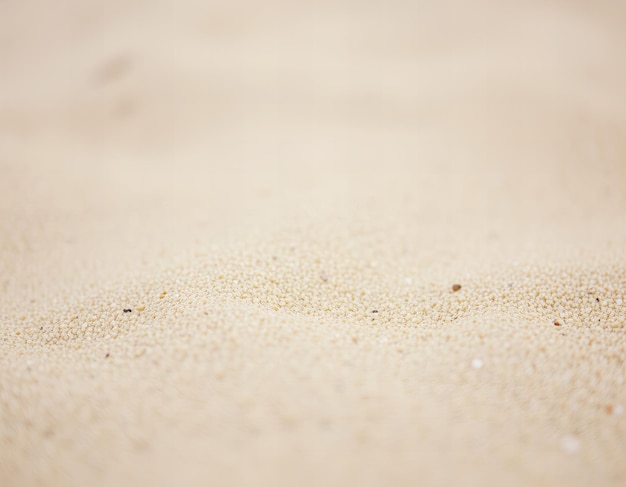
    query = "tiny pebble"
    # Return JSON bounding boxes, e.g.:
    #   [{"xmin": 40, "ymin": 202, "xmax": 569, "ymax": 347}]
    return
[
  {"xmin": 452, "ymin": 284, "xmax": 462, "ymax": 292},
  {"xmin": 560, "ymin": 435, "xmax": 580, "ymax": 454},
  {"xmin": 471, "ymin": 358, "xmax": 483, "ymax": 369}
]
